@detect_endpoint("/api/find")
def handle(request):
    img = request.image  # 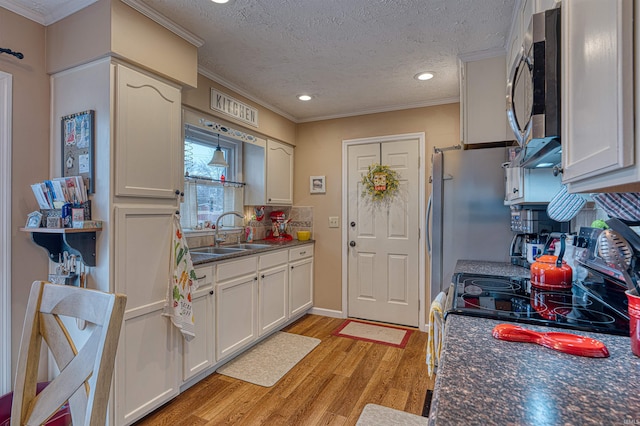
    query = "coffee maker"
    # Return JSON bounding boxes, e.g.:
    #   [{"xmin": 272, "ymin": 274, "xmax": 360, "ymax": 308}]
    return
[
  {"xmin": 510, "ymin": 233, "xmax": 545, "ymax": 267},
  {"xmin": 510, "ymin": 207, "xmax": 566, "ymax": 267}
]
